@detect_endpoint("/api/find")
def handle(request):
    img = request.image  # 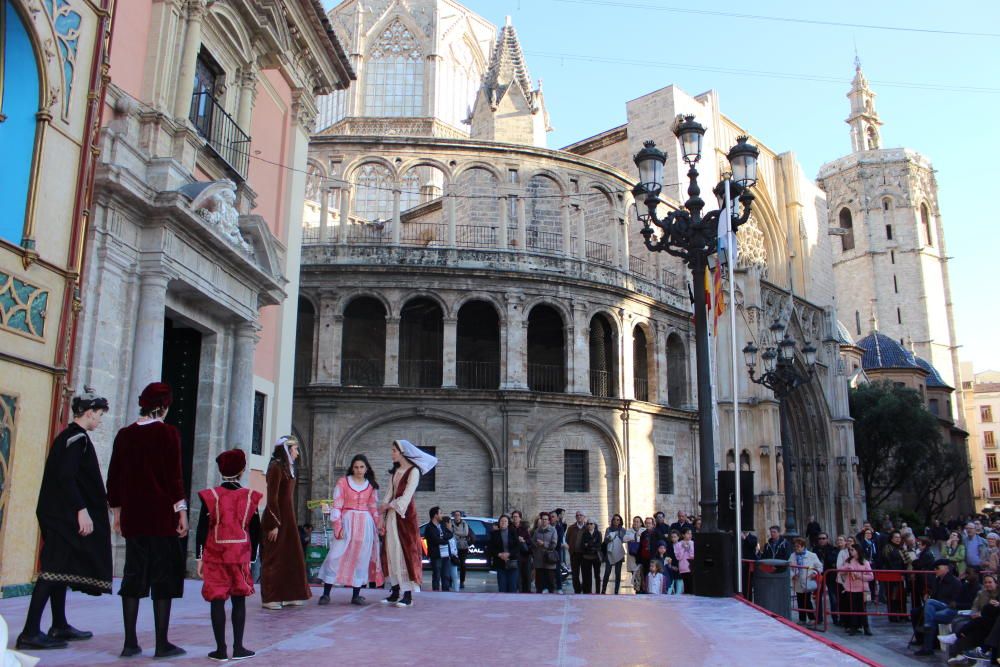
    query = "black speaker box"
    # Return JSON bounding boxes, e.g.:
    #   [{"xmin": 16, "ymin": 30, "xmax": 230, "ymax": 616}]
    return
[
  {"xmin": 692, "ymin": 532, "xmax": 735, "ymax": 597},
  {"xmin": 717, "ymin": 470, "xmax": 755, "ymax": 532}
]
